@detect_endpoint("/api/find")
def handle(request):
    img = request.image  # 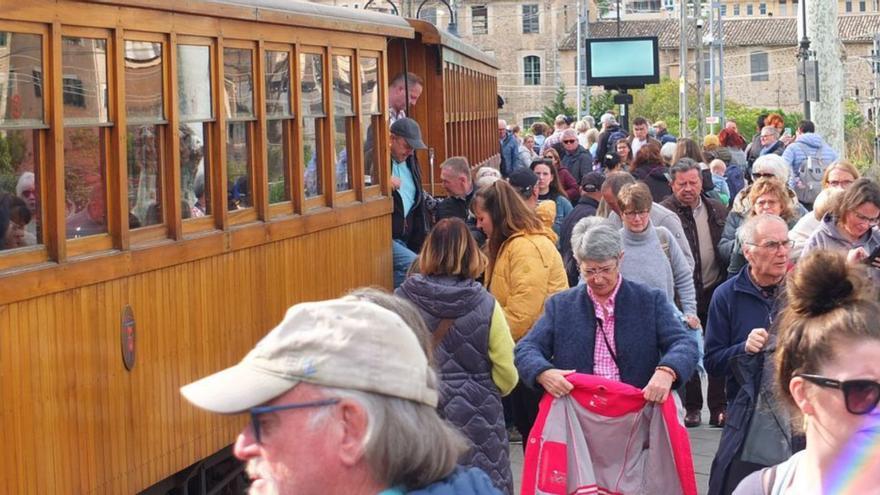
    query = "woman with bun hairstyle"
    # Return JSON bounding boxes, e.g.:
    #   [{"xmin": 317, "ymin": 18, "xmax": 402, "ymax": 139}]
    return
[
  {"xmin": 733, "ymin": 250, "xmax": 880, "ymax": 494},
  {"xmin": 472, "ymin": 180, "xmax": 567, "ymax": 442},
  {"xmin": 396, "ymin": 218, "xmax": 517, "ymax": 494},
  {"xmin": 802, "ymin": 178, "xmax": 880, "ymax": 284}
]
